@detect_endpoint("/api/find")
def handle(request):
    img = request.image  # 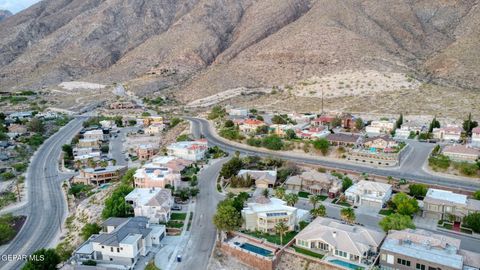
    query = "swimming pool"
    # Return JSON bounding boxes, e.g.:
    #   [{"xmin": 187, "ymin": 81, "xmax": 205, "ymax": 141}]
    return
[
  {"xmin": 239, "ymin": 242, "xmax": 272, "ymax": 257},
  {"xmin": 329, "ymin": 259, "xmax": 364, "ymax": 270}
]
